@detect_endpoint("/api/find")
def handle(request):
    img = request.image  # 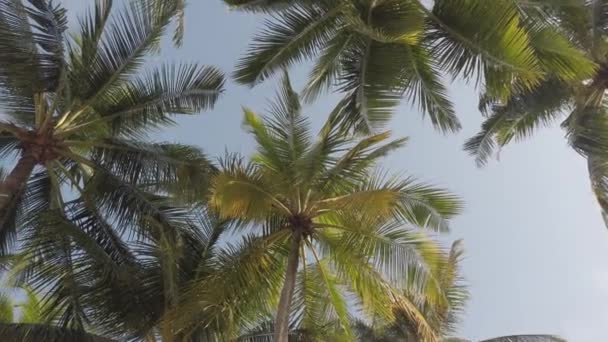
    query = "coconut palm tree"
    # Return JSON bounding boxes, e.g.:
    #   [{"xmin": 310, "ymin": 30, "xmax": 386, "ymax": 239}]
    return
[
  {"xmin": 224, "ymin": 0, "xmax": 594, "ymax": 134},
  {"xmin": 351, "ymin": 241, "xmax": 564, "ymax": 342},
  {"xmin": 208, "ymin": 72, "xmax": 462, "ymax": 342},
  {"xmin": 0, "ymin": 286, "xmax": 115, "ymax": 341},
  {"xmin": 0, "ymin": 0, "xmax": 223, "ymax": 250},
  {"xmin": 464, "ymin": 0, "xmax": 608, "ymax": 228}
]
